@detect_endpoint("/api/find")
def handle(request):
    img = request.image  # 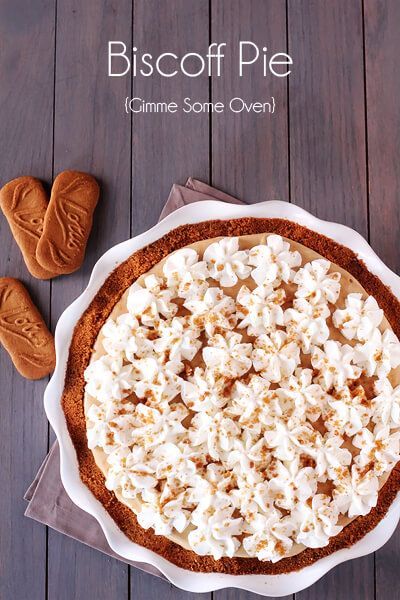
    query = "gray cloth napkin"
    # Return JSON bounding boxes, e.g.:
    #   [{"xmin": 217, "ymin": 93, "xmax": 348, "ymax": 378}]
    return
[{"xmin": 25, "ymin": 178, "xmax": 243, "ymax": 574}]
